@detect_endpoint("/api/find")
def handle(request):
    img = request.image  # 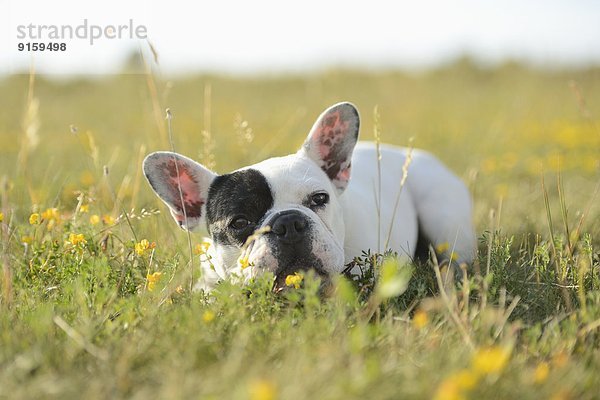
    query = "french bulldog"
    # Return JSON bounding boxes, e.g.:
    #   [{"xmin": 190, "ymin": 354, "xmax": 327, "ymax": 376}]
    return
[{"xmin": 143, "ymin": 102, "xmax": 476, "ymax": 291}]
